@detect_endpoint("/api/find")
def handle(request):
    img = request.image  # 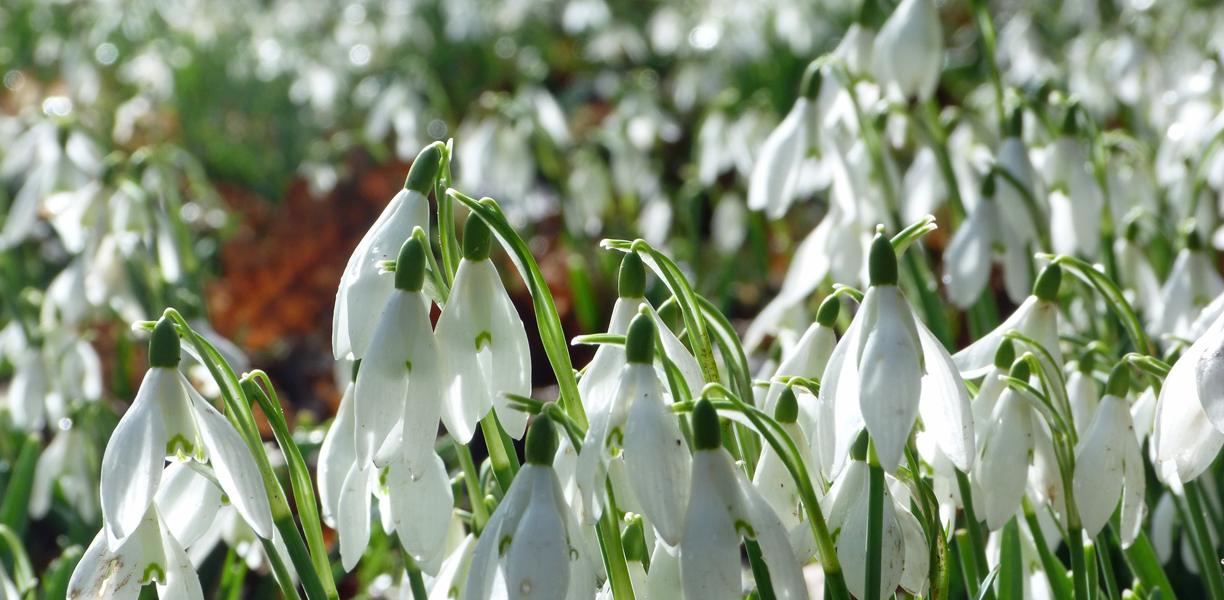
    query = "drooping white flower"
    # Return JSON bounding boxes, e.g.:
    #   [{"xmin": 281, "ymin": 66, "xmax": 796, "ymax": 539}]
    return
[
  {"xmin": 1043, "ymin": 127, "xmax": 1103, "ymax": 260},
  {"xmin": 953, "ymin": 264, "xmax": 1064, "ymax": 379},
  {"xmin": 1113, "ymin": 224, "xmax": 1162, "ymax": 314},
  {"xmin": 436, "ymin": 214, "xmax": 532, "ymax": 443},
  {"xmin": 994, "ymin": 126, "xmax": 1045, "ymax": 304},
  {"xmin": 577, "ymin": 313, "xmax": 690, "ymax": 546},
  {"xmin": 69, "ymin": 505, "xmax": 204, "ymax": 600},
  {"xmin": 972, "ymin": 363, "xmax": 1035, "ymax": 532},
  {"xmin": 872, "ymin": 0, "xmax": 943, "ymax": 103},
  {"xmin": 1073, "ymin": 365, "xmax": 1146, "ymax": 546},
  {"xmin": 466, "ymin": 414, "xmax": 596, "ymax": 600},
  {"xmin": 352, "ymin": 237, "xmax": 443, "ymax": 473},
  {"xmin": 748, "ymin": 65, "xmax": 821, "ymax": 219},
  {"xmin": 818, "ymin": 234, "xmax": 973, "ymax": 476},
  {"xmin": 681, "ymin": 400, "xmax": 808, "ymax": 600},
  {"xmin": 31, "ymin": 424, "xmax": 98, "ymax": 523},
  {"xmin": 943, "ymin": 187, "xmax": 1003, "ymax": 309},
  {"xmin": 5, "ymin": 346, "xmax": 48, "ymax": 432},
  {"xmin": 333, "ymin": 144, "xmax": 439, "ymax": 360},
  {"xmin": 751, "ymin": 387, "xmax": 821, "ymax": 562},
  {"xmin": 1152, "ymin": 311, "xmax": 1224, "ymax": 486},
  {"xmin": 1067, "ymin": 357, "xmax": 1100, "ymax": 438},
  {"xmin": 99, "ymin": 317, "xmax": 273, "ymax": 550},
  {"xmin": 1151, "ymin": 230, "xmax": 1224, "ymax": 340}
]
